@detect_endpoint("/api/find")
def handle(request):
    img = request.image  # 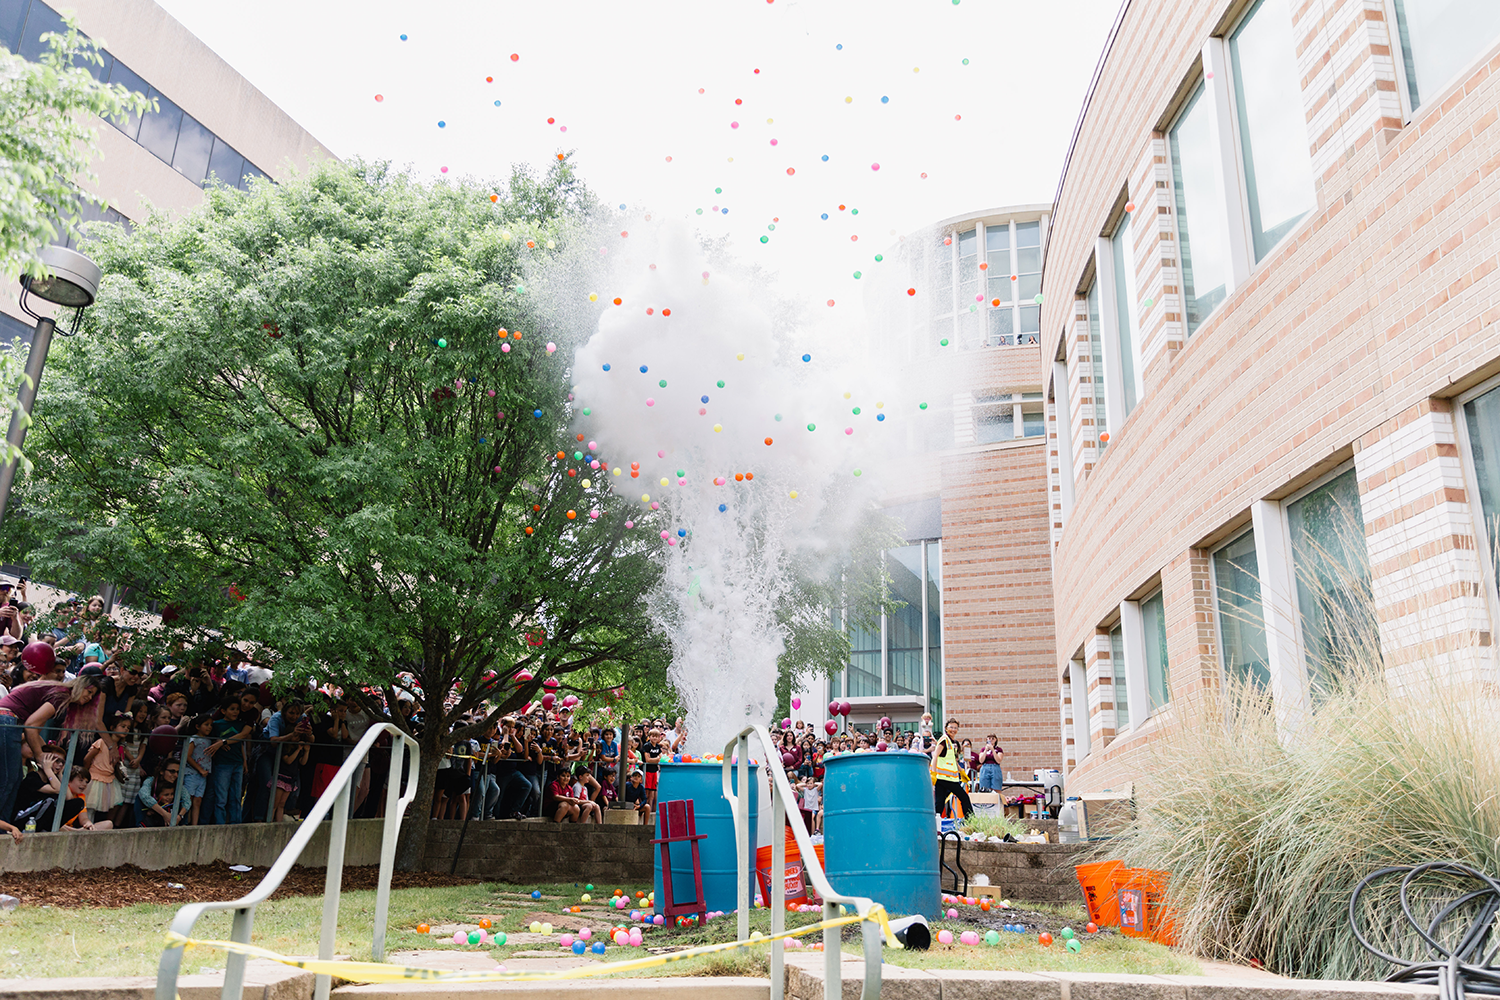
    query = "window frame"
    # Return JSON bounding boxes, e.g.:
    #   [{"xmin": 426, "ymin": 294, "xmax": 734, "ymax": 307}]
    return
[
  {"xmin": 1208, "ymin": 526, "xmax": 1270, "ymax": 689},
  {"xmin": 1095, "ymin": 223, "xmax": 1144, "ymax": 437},
  {"xmin": 1382, "ymin": 0, "xmax": 1500, "ymax": 122},
  {"xmin": 1453, "ymin": 373, "xmax": 1500, "ymax": 641}
]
